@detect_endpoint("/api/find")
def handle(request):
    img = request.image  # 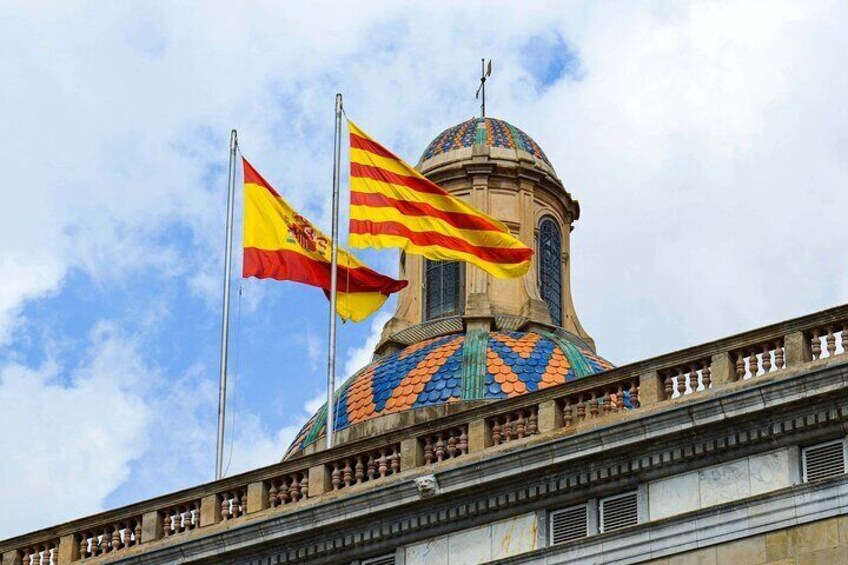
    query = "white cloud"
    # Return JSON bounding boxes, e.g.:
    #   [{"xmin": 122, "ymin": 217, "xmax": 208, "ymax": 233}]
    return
[
  {"xmin": 1, "ymin": 0, "xmax": 848, "ymax": 540},
  {"xmin": 0, "ymin": 324, "xmax": 151, "ymax": 536}
]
